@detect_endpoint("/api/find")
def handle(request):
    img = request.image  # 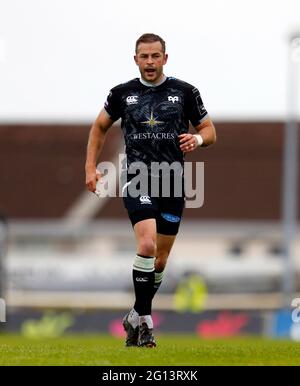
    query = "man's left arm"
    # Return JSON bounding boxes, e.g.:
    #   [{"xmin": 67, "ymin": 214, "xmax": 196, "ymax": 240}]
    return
[{"xmin": 179, "ymin": 118, "xmax": 217, "ymax": 153}]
